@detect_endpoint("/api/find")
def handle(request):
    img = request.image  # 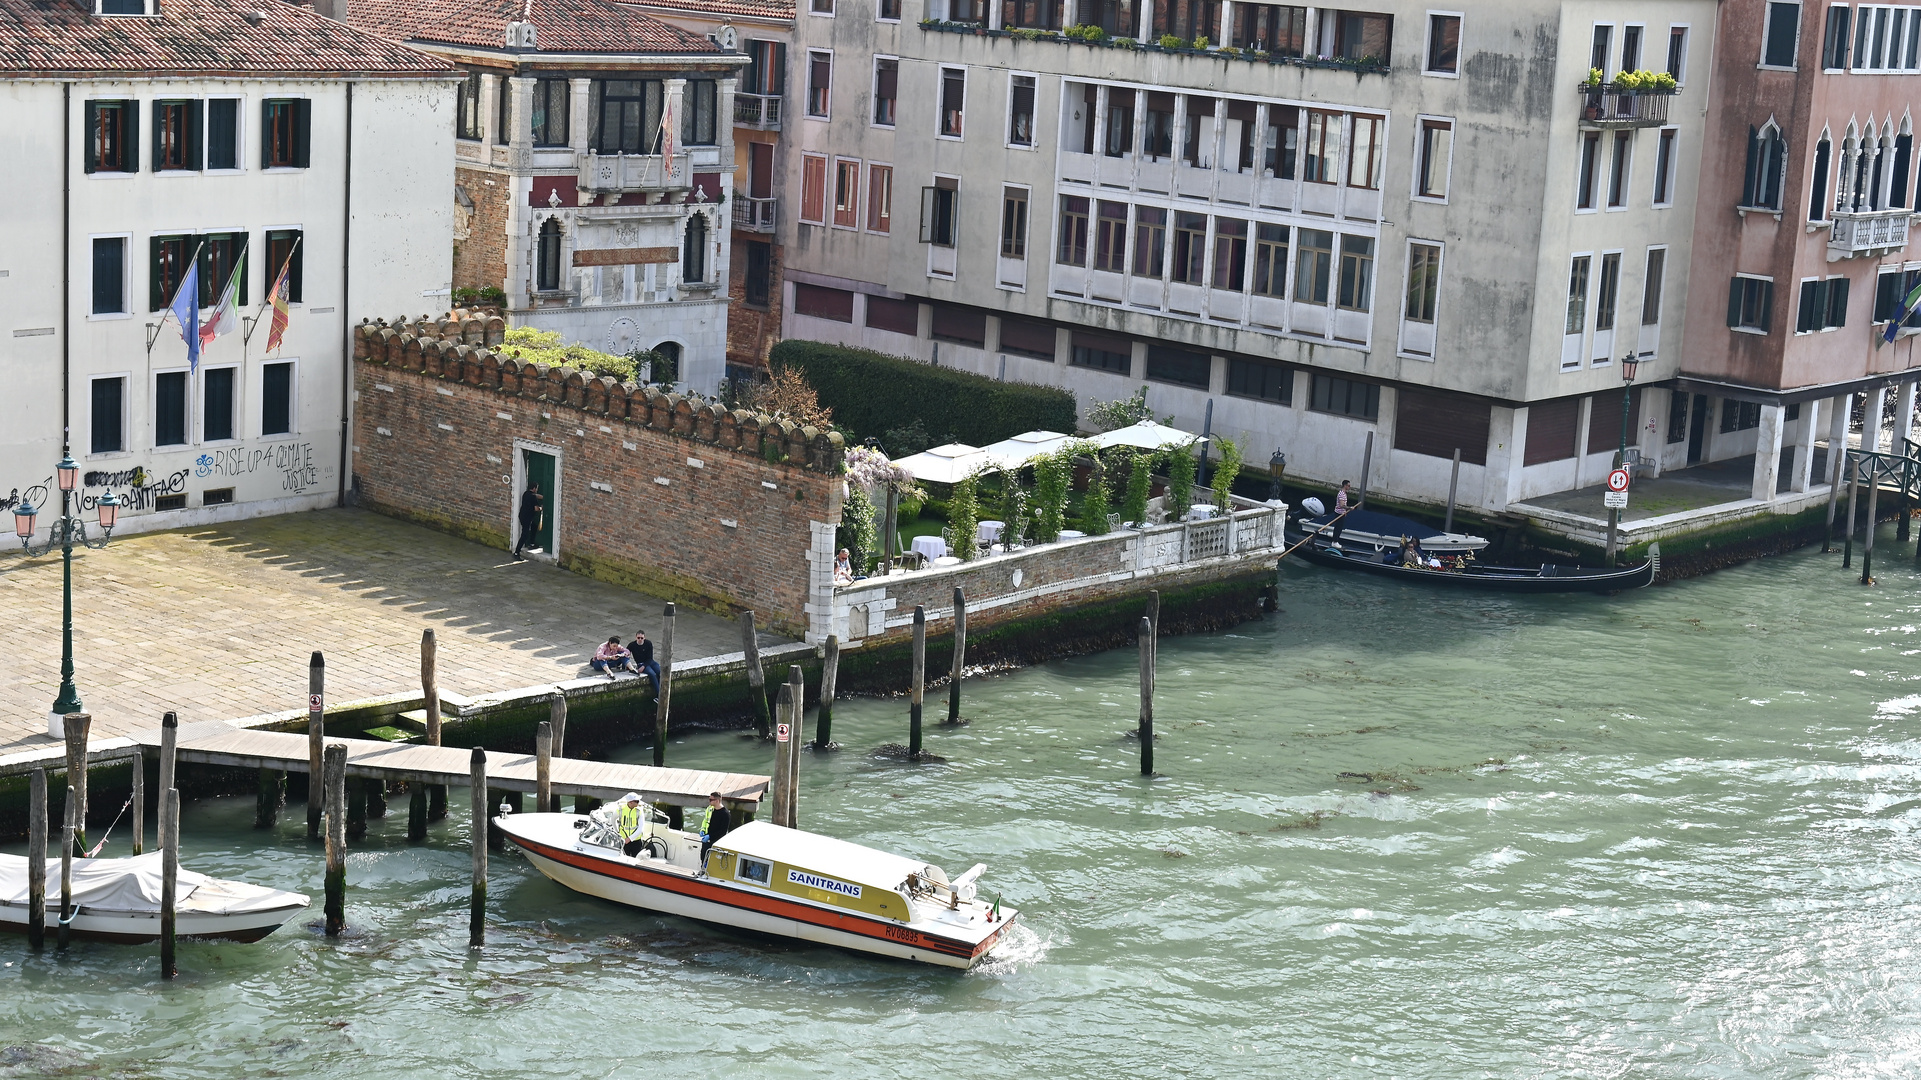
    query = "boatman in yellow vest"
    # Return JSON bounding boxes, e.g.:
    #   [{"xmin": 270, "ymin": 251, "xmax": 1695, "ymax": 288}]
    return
[
  {"xmin": 698, "ymin": 791, "xmax": 732, "ymax": 864},
  {"xmin": 618, "ymin": 793, "xmax": 650, "ymax": 857}
]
